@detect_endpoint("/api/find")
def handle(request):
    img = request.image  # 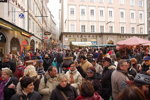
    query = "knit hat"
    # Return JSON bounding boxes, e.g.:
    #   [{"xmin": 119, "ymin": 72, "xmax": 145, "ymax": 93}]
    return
[{"xmin": 24, "ymin": 65, "xmax": 37, "ymax": 77}]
